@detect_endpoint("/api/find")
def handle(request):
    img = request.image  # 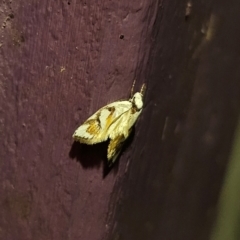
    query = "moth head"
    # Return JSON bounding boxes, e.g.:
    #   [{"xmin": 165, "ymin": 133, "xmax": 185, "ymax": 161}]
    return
[{"xmin": 132, "ymin": 92, "xmax": 143, "ymax": 110}]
